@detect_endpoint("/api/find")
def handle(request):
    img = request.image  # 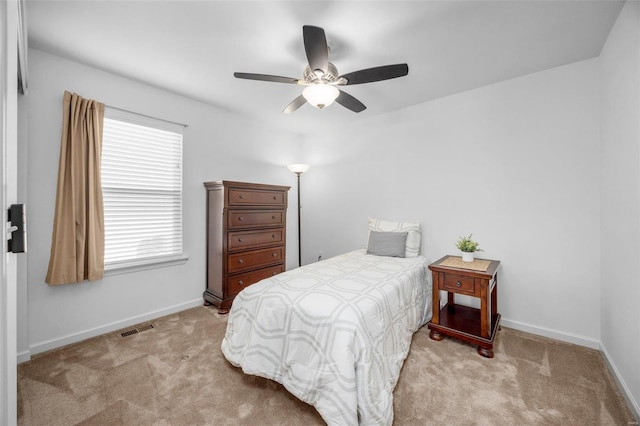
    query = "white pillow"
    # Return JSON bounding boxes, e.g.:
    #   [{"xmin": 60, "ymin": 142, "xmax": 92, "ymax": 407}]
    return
[{"xmin": 368, "ymin": 218, "xmax": 421, "ymax": 258}]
